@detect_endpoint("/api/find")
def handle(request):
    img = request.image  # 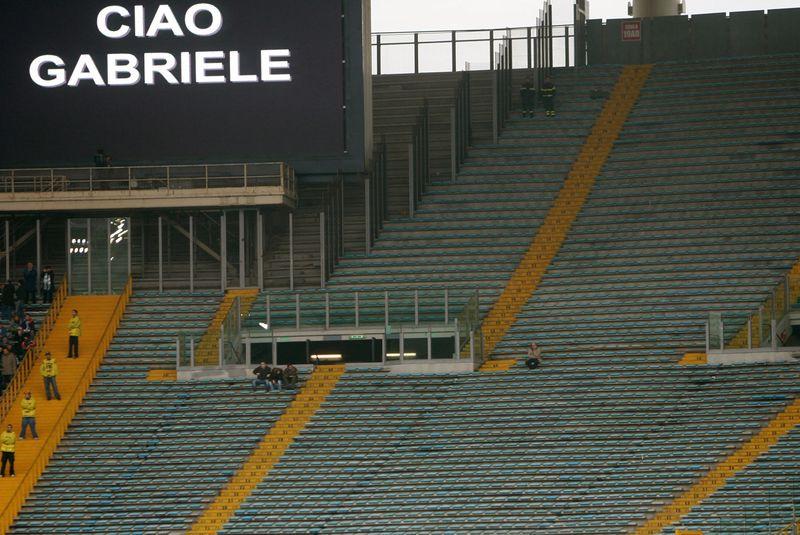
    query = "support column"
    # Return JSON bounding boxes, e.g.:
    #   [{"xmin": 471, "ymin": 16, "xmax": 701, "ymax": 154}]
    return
[
  {"xmin": 319, "ymin": 211, "xmax": 326, "ymax": 289},
  {"xmin": 4, "ymin": 221, "xmax": 9, "ymax": 281},
  {"xmin": 256, "ymin": 209, "xmax": 264, "ymax": 290},
  {"xmin": 106, "ymin": 218, "xmax": 112, "ymax": 294},
  {"xmin": 408, "ymin": 143, "xmax": 415, "ymax": 218},
  {"xmin": 189, "ymin": 215, "xmax": 195, "ymax": 292},
  {"xmin": 127, "ymin": 217, "xmax": 132, "ymax": 284},
  {"xmin": 157, "ymin": 216, "xmax": 163, "ymax": 293},
  {"xmin": 86, "ymin": 218, "xmax": 92, "ymax": 294},
  {"xmin": 288, "ymin": 212, "xmax": 294, "ymax": 290},
  {"xmin": 238, "ymin": 209, "xmax": 245, "ymax": 288},
  {"xmin": 67, "ymin": 219, "xmax": 72, "ymax": 289},
  {"xmin": 364, "ymin": 179, "xmax": 371, "ymax": 256},
  {"xmin": 35, "ymin": 219, "xmax": 42, "ymax": 283},
  {"xmin": 220, "ymin": 212, "xmax": 227, "ymax": 291}
]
